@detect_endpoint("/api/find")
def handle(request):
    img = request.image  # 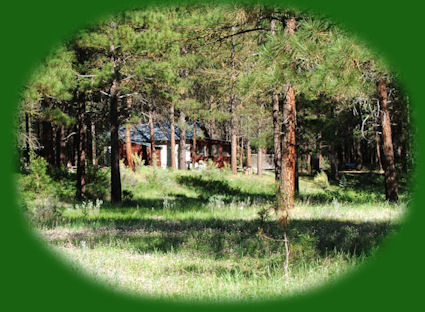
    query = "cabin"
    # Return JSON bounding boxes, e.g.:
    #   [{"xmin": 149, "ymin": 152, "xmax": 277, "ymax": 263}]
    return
[{"xmin": 118, "ymin": 122, "xmax": 231, "ymax": 169}]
